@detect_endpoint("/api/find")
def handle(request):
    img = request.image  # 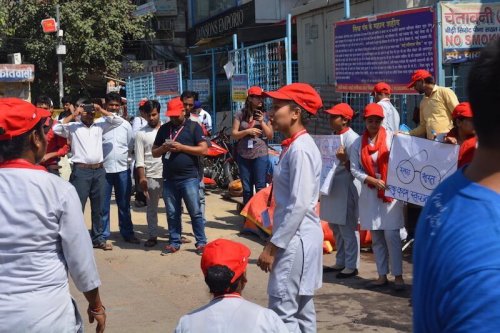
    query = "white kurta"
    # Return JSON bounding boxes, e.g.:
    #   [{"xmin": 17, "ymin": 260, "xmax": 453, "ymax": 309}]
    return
[
  {"xmin": 378, "ymin": 99, "xmax": 401, "ymax": 132},
  {"xmin": 350, "ymin": 132, "xmax": 404, "ymax": 230},
  {"xmin": 0, "ymin": 167, "xmax": 101, "ymax": 332},
  {"xmin": 269, "ymin": 134, "xmax": 323, "ymax": 298},
  {"xmin": 175, "ymin": 296, "xmax": 288, "ymax": 333},
  {"xmin": 319, "ymin": 128, "xmax": 361, "ymax": 225},
  {"xmin": 102, "ymin": 118, "xmax": 134, "ymax": 173}
]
